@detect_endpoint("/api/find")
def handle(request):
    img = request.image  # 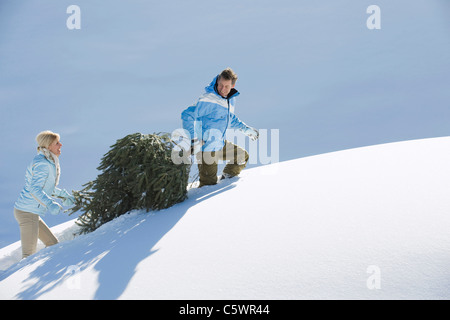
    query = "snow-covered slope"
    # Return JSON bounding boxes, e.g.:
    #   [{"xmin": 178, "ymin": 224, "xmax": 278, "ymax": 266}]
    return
[{"xmin": 1, "ymin": 137, "xmax": 450, "ymax": 300}]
